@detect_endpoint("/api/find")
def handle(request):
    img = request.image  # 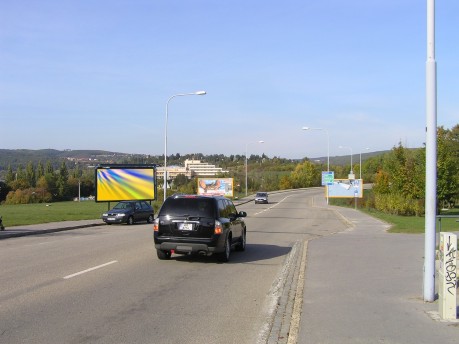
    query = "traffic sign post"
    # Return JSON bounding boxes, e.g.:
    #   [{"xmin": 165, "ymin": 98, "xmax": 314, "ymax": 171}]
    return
[
  {"xmin": 322, "ymin": 171, "xmax": 334, "ymax": 205},
  {"xmin": 322, "ymin": 171, "xmax": 334, "ymax": 186}
]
